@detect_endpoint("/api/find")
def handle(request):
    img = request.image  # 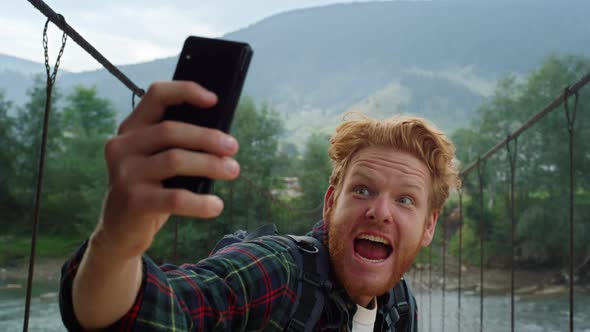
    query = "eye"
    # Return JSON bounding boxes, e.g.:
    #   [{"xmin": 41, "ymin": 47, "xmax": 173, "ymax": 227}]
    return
[
  {"xmin": 352, "ymin": 185, "xmax": 371, "ymax": 197},
  {"xmin": 397, "ymin": 196, "xmax": 415, "ymax": 205}
]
